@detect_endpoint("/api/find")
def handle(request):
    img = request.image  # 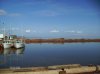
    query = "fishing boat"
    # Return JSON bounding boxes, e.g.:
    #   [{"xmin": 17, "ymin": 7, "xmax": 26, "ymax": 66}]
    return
[
  {"xmin": 1, "ymin": 24, "xmax": 25, "ymax": 49},
  {"xmin": 14, "ymin": 40, "xmax": 25, "ymax": 49},
  {"xmin": 1, "ymin": 27, "xmax": 13, "ymax": 49},
  {"xmin": 2, "ymin": 40, "xmax": 13, "ymax": 49},
  {"xmin": 2, "ymin": 35, "xmax": 14, "ymax": 49}
]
